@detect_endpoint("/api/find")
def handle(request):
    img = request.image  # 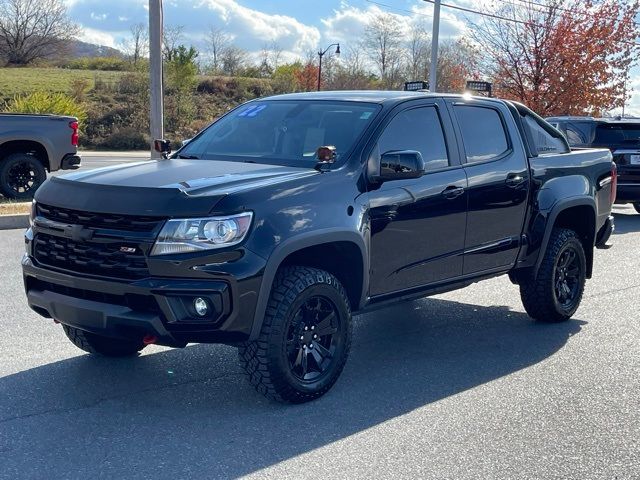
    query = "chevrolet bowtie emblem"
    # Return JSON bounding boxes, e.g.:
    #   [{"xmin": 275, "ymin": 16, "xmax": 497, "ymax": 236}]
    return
[{"xmin": 64, "ymin": 224, "xmax": 94, "ymax": 242}]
